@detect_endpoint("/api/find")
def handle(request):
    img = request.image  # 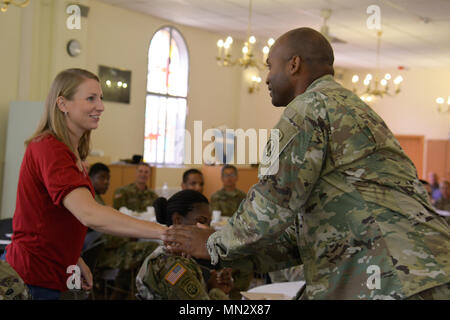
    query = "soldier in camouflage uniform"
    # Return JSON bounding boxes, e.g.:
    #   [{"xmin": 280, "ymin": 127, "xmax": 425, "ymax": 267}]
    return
[
  {"xmin": 210, "ymin": 165, "xmax": 247, "ymax": 217},
  {"xmin": 269, "ymin": 265, "xmax": 305, "ymax": 283},
  {"xmin": 435, "ymin": 181, "xmax": 450, "ymax": 211},
  {"xmin": 136, "ymin": 246, "xmax": 231, "ymax": 300},
  {"xmin": 89, "ymin": 162, "xmax": 110, "ymax": 206},
  {"xmin": 163, "ymin": 27, "xmax": 450, "ymax": 300},
  {"xmin": 96, "ymin": 163, "xmax": 159, "ymax": 299},
  {"xmin": 113, "ymin": 163, "xmax": 158, "ymax": 212},
  {"xmin": 136, "ymin": 190, "xmax": 243, "ymax": 300},
  {"xmin": 0, "ymin": 260, "xmax": 30, "ymax": 300}
]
